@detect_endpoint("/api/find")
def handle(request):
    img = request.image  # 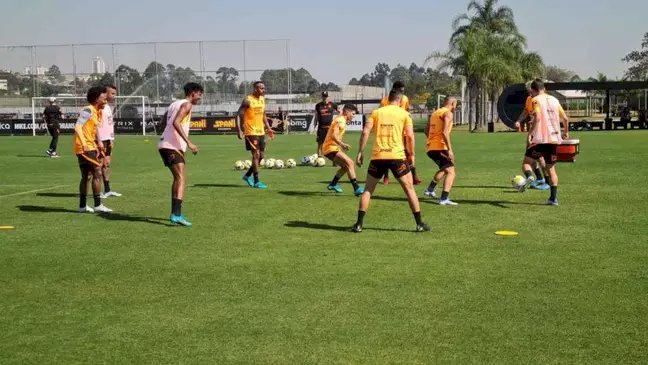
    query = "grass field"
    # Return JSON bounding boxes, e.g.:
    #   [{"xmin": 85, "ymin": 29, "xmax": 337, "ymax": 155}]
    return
[{"xmin": 1, "ymin": 131, "xmax": 647, "ymax": 364}]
